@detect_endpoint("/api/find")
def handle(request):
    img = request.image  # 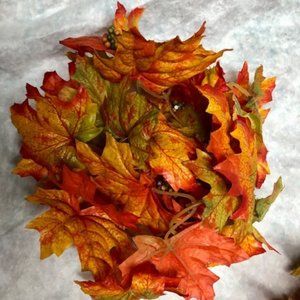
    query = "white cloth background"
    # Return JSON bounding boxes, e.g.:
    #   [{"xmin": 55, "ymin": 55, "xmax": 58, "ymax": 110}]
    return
[{"xmin": 0, "ymin": 0, "xmax": 299, "ymax": 299}]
